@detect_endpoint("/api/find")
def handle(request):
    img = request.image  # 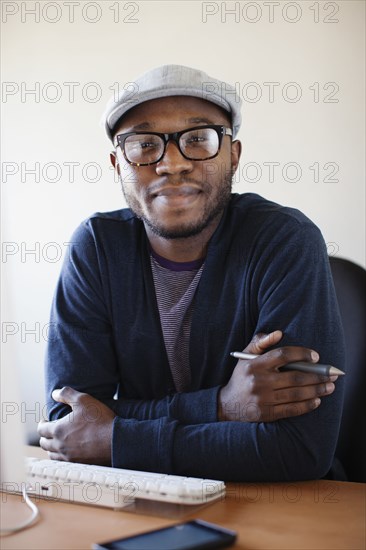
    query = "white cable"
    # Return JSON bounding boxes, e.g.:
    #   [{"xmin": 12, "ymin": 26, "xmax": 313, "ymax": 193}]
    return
[{"xmin": 0, "ymin": 485, "xmax": 40, "ymax": 536}]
